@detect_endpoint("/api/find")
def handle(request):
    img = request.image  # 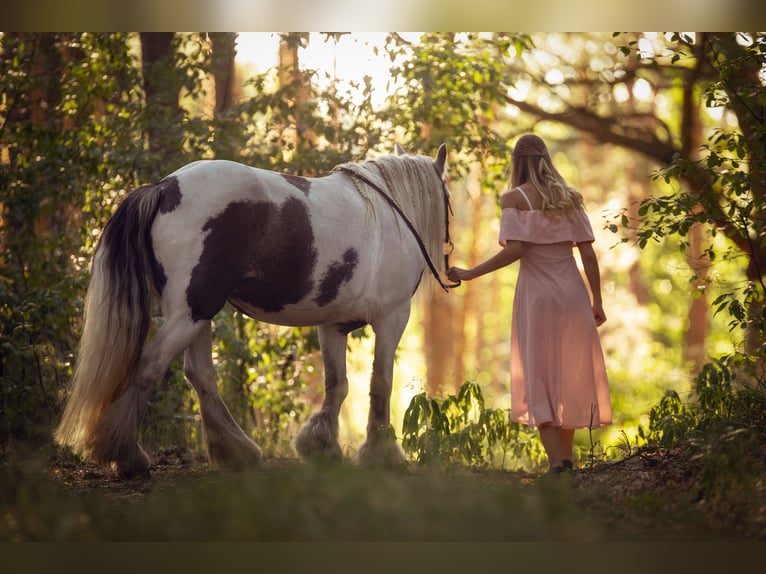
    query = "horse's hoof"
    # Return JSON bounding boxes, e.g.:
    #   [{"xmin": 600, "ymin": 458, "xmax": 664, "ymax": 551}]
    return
[
  {"xmin": 117, "ymin": 447, "xmax": 152, "ymax": 480},
  {"xmin": 294, "ymin": 413, "xmax": 342, "ymax": 461},
  {"xmin": 207, "ymin": 437, "xmax": 263, "ymax": 471},
  {"xmin": 296, "ymin": 443, "xmax": 343, "ymax": 462},
  {"xmin": 358, "ymin": 430, "xmax": 407, "ymax": 468},
  {"xmin": 118, "ymin": 465, "xmax": 151, "ymax": 481}
]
